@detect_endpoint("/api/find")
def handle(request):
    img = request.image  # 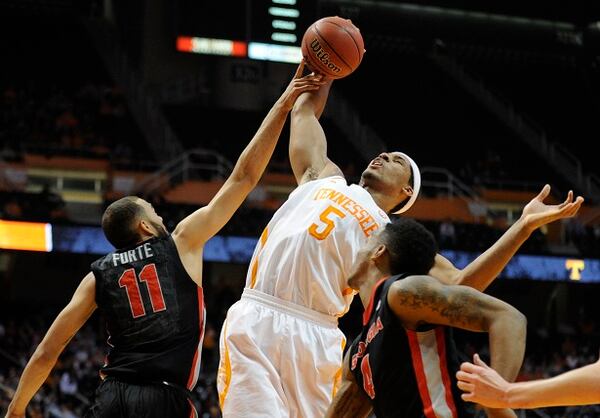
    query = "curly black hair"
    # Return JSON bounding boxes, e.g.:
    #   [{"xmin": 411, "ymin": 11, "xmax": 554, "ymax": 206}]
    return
[{"xmin": 381, "ymin": 217, "xmax": 438, "ymax": 275}]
